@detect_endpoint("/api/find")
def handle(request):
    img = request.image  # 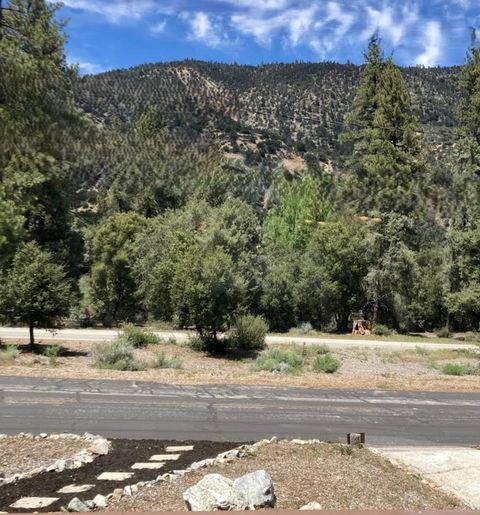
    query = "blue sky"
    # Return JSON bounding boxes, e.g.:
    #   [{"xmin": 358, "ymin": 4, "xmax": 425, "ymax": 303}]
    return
[{"xmin": 58, "ymin": 0, "xmax": 480, "ymax": 74}]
